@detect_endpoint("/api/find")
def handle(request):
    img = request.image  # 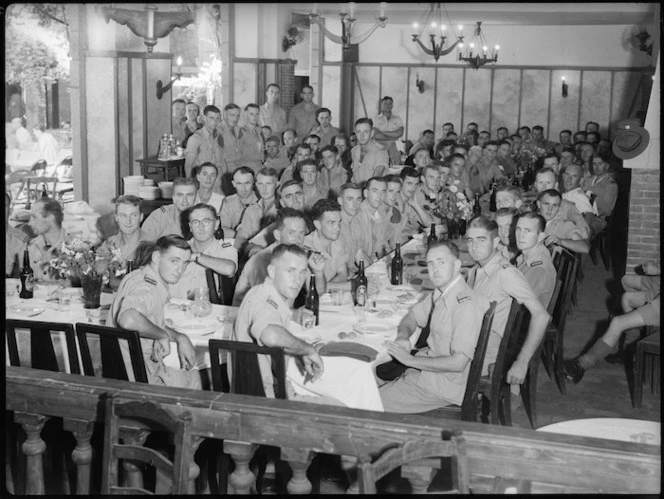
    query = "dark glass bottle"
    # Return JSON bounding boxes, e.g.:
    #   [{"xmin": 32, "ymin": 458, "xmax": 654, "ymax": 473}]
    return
[
  {"xmin": 473, "ymin": 193, "xmax": 482, "ymax": 218},
  {"xmin": 522, "ymin": 164, "xmax": 535, "ymax": 191},
  {"xmin": 41, "ymin": 183, "xmax": 48, "ymax": 198},
  {"xmin": 489, "ymin": 182, "xmax": 498, "ymax": 212},
  {"xmin": 10, "ymin": 254, "xmax": 21, "ymax": 278},
  {"xmin": 304, "ymin": 274, "xmax": 319, "ymax": 325},
  {"xmin": 427, "ymin": 223, "xmax": 437, "ymax": 246},
  {"xmin": 126, "ymin": 259, "xmax": 135, "ymax": 274},
  {"xmin": 390, "ymin": 243, "xmax": 403, "ymax": 285},
  {"xmin": 19, "ymin": 249, "xmax": 34, "ymax": 299},
  {"xmin": 355, "ymin": 260, "xmax": 368, "ymax": 307}
]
